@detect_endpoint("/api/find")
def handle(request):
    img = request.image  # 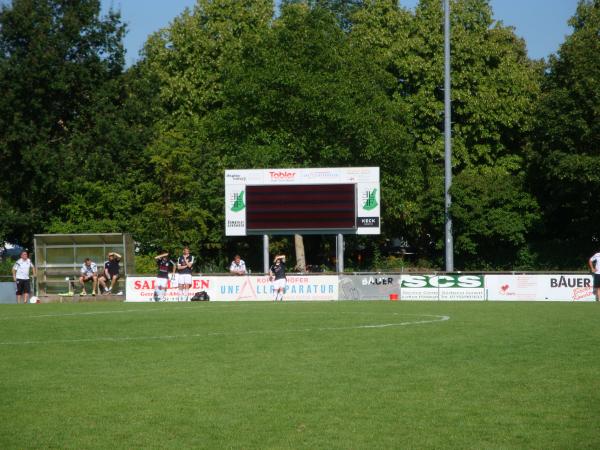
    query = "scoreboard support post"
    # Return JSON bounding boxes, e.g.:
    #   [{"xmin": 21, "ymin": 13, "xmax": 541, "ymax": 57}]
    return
[
  {"xmin": 336, "ymin": 233, "xmax": 344, "ymax": 273},
  {"xmin": 263, "ymin": 234, "xmax": 269, "ymax": 274}
]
